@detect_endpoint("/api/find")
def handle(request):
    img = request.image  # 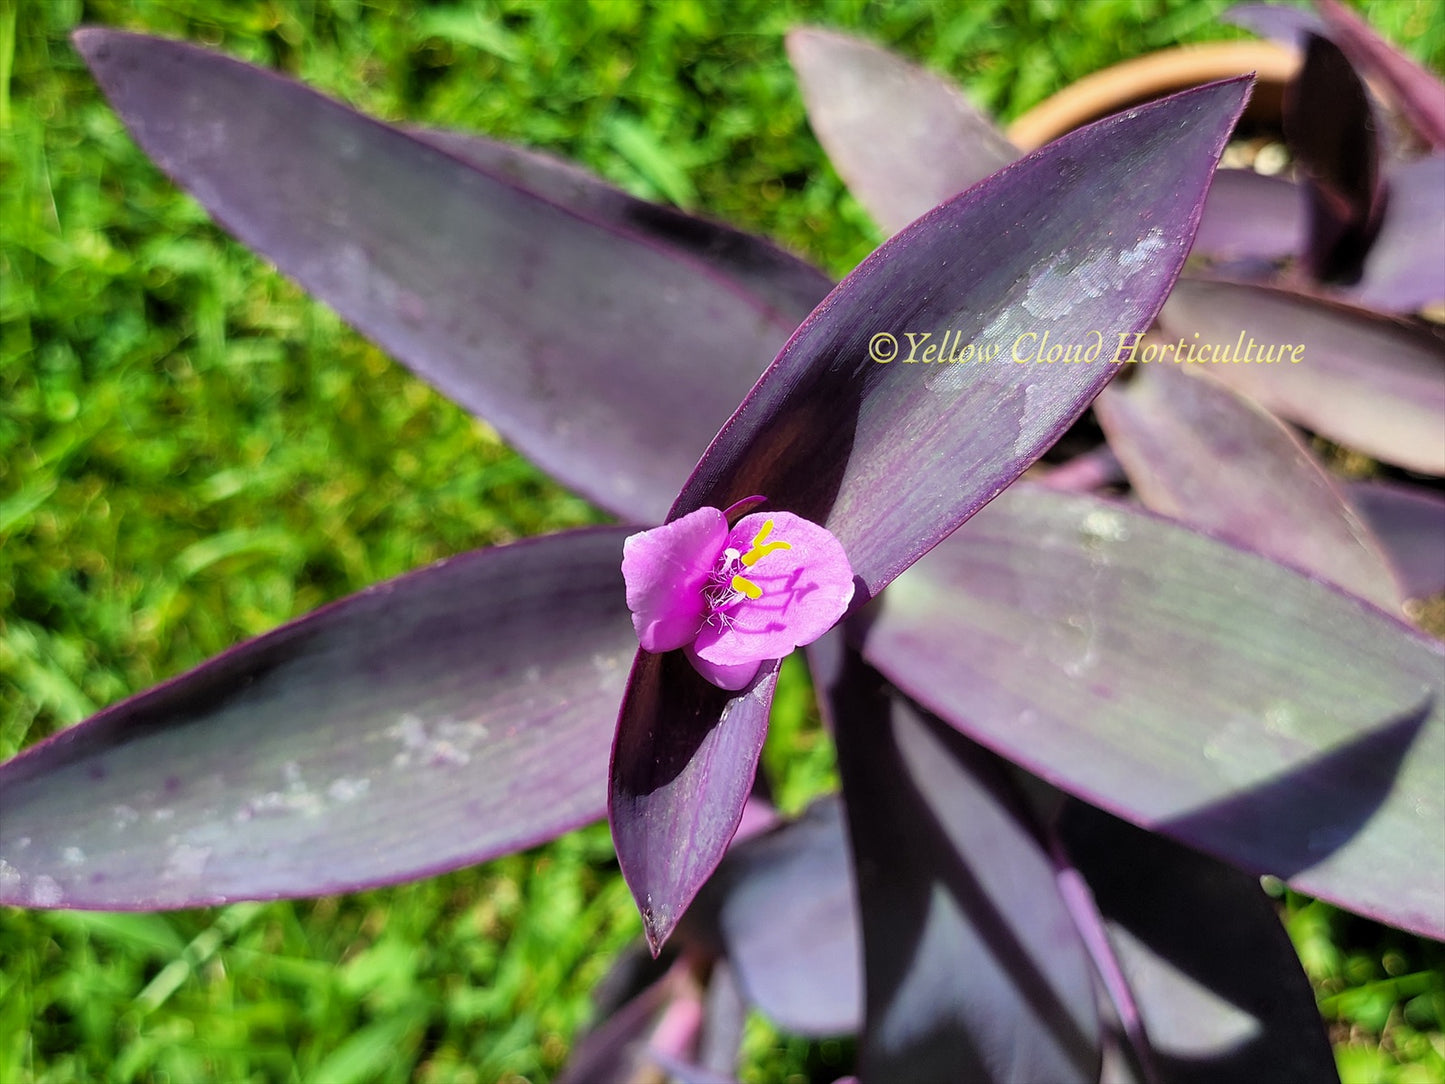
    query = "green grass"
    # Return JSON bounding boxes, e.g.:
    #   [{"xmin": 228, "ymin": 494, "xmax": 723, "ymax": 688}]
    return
[{"xmin": 2, "ymin": 0, "xmax": 1442, "ymax": 1080}]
